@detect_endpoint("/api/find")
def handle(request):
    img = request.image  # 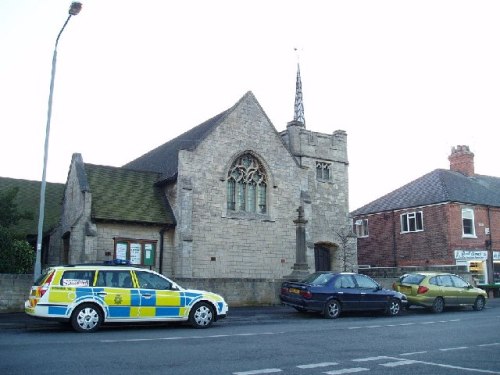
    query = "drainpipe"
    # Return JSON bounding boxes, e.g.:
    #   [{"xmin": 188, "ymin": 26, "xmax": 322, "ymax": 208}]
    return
[
  {"xmin": 159, "ymin": 228, "xmax": 166, "ymax": 274},
  {"xmin": 486, "ymin": 207, "xmax": 494, "ymax": 287},
  {"xmin": 392, "ymin": 211, "xmax": 398, "ymax": 267}
]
